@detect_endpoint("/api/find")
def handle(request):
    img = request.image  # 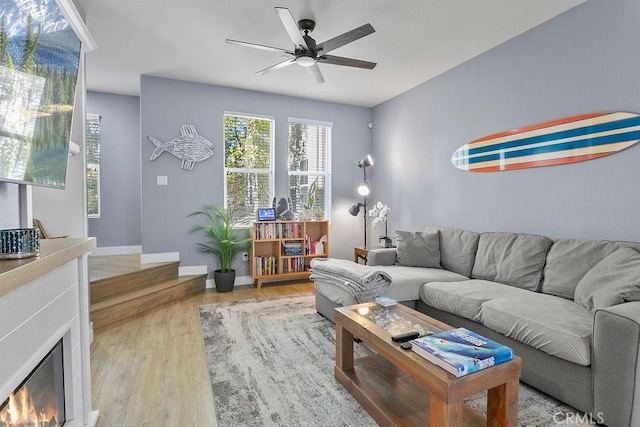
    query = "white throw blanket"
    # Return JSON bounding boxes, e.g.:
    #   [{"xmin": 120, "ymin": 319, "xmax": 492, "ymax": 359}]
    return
[{"xmin": 309, "ymin": 258, "xmax": 392, "ymax": 303}]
